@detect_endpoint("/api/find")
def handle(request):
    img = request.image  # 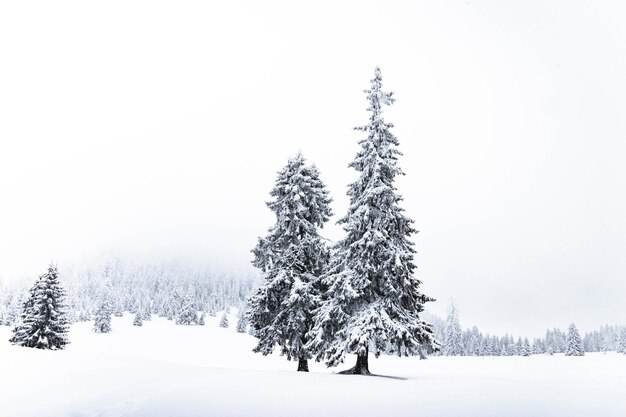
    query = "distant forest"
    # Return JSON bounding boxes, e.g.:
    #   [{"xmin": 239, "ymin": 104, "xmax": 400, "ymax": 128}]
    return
[{"xmin": 1, "ymin": 258, "xmax": 623, "ymax": 356}]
